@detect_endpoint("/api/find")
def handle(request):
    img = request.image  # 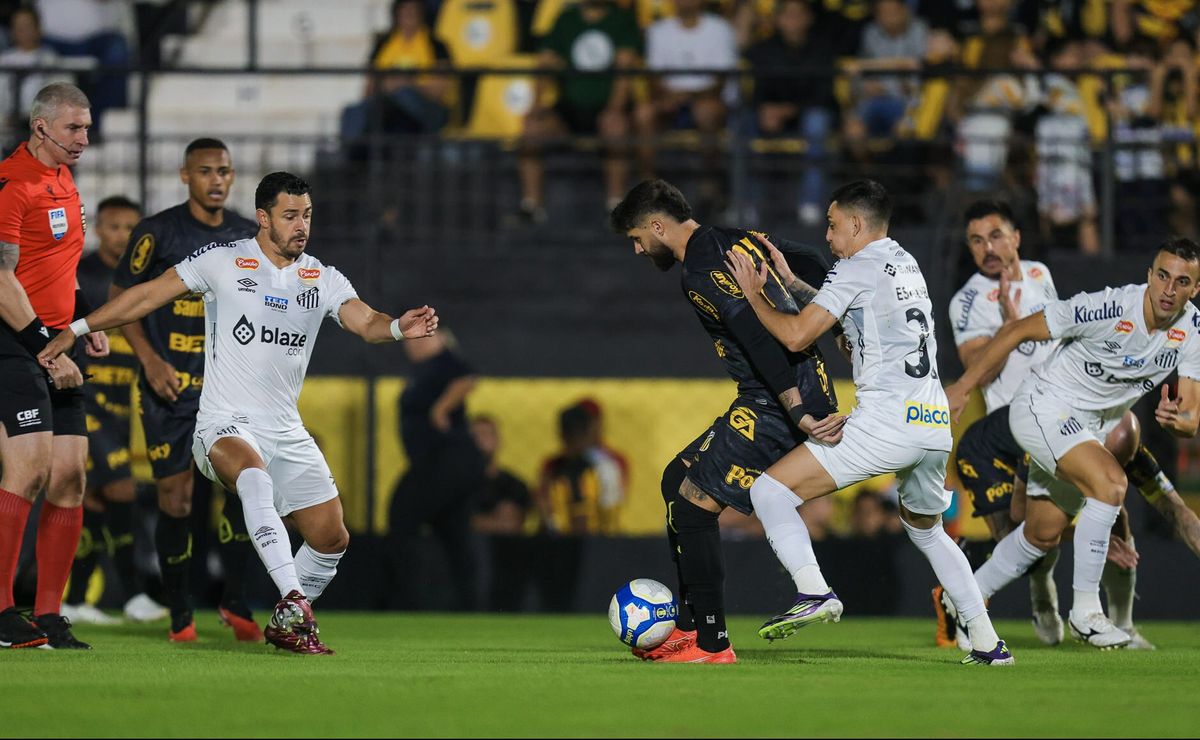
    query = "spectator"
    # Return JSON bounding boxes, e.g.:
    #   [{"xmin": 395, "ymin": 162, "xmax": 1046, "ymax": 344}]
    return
[
  {"xmin": 636, "ymin": 0, "xmax": 738, "ymax": 214},
  {"xmin": 845, "ymin": 0, "xmax": 929, "ymax": 141},
  {"xmin": 34, "ymin": 0, "xmax": 131, "ymax": 135},
  {"xmin": 1111, "ymin": 0, "xmax": 1200, "ymax": 51},
  {"xmin": 576, "ymin": 397, "xmax": 628, "ymax": 509},
  {"xmin": 743, "ymin": 0, "xmax": 837, "ymax": 225},
  {"xmin": 815, "ymin": 0, "xmax": 872, "ymax": 55},
  {"xmin": 536, "ymin": 402, "xmax": 624, "ymax": 535},
  {"xmin": 0, "ymin": 7, "xmax": 68, "ymax": 143},
  {"xmin": 798, "ymin": 493, "xmax": 835, "ymax": 541},
  {"xmin": 341, "ymin": 0, "xmax": 453, "ymax": 146},
  {"xmin": 468, "ymin": 415, "xmax": 538, "ymax": 612},
  {"xmin": 849, "ymin": 487, "xmax": 889, "ymax": 538},
  {"xmin": 1031, "ymin": 38, "xmax": 1099, "ymax": 254},
  {"xmin": 387, "ymin": 330, "xmax": 486, "ymax": 611},
  {"xmin": 950, "ymin": 0, "xmax": 1037, "ymax": 192},
  {"xmin": 516, "ymin": 0, "xmax": 641, "ymax": 223}
]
